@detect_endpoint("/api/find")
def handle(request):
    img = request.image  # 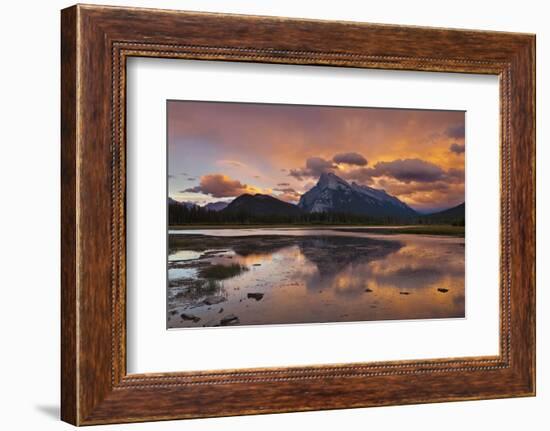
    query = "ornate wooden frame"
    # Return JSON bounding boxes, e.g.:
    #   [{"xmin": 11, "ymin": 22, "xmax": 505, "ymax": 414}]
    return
[{"xmin": 61, "ymin": 4, "xmax": 535, "ymax": 425}]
